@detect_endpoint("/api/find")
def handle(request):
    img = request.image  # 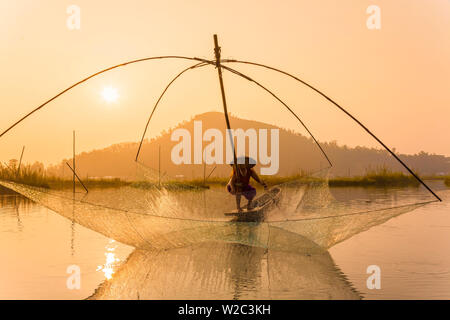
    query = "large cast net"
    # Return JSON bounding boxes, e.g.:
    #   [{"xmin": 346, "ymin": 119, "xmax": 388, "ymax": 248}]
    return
[
  {"xmin": 0, "ymin": 171, "xmax": 432, "ymax": 252},
  {"xmin": 0, "ymin": 55, "xmax": 440, "ymax": 256}
]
